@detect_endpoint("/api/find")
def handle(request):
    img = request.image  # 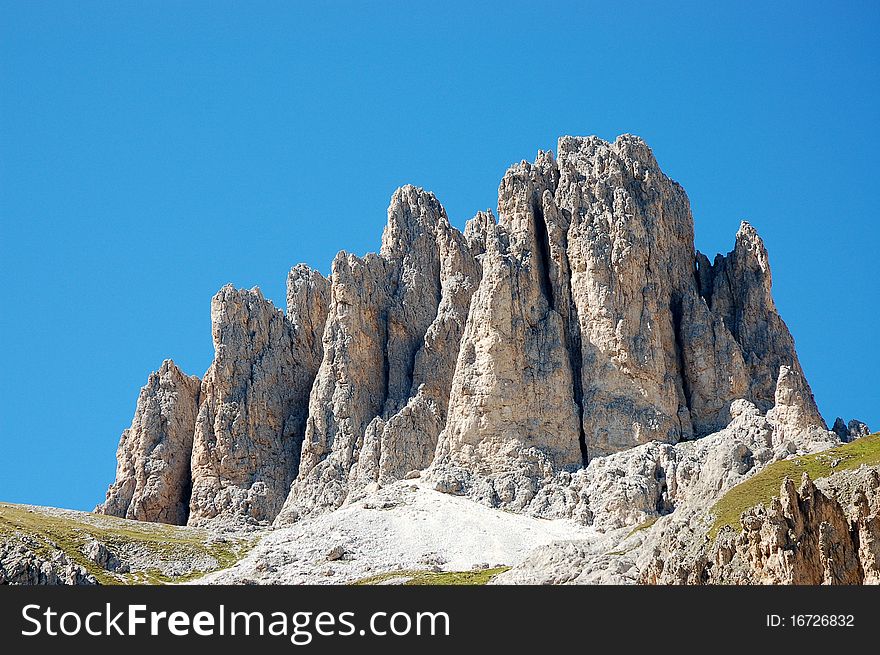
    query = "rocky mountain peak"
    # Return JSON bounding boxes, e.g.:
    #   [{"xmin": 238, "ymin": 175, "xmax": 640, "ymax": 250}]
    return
[
  {"xmin": 381, "ymin": 184, "xmax": 450, "ymax": 259},
  {"xmin": 97, "ymin": 358, "xmax": 200, "ymax": 525},
  {"xmin": 98, "ymin": 134, "xmax": 837, "ymax": 529}
]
